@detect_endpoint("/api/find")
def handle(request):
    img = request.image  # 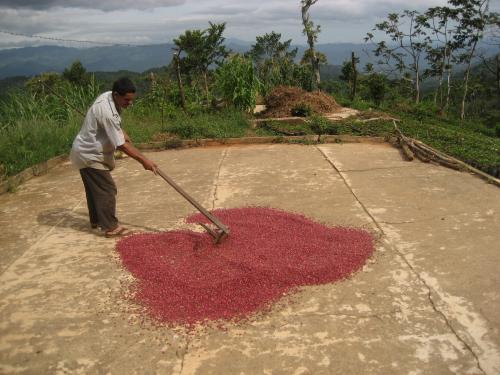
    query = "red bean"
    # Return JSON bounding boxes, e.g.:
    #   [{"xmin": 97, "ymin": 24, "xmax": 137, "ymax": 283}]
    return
[{"xmin": 116, "ymin": 207, "xmax": 375, "ymax": 326}]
